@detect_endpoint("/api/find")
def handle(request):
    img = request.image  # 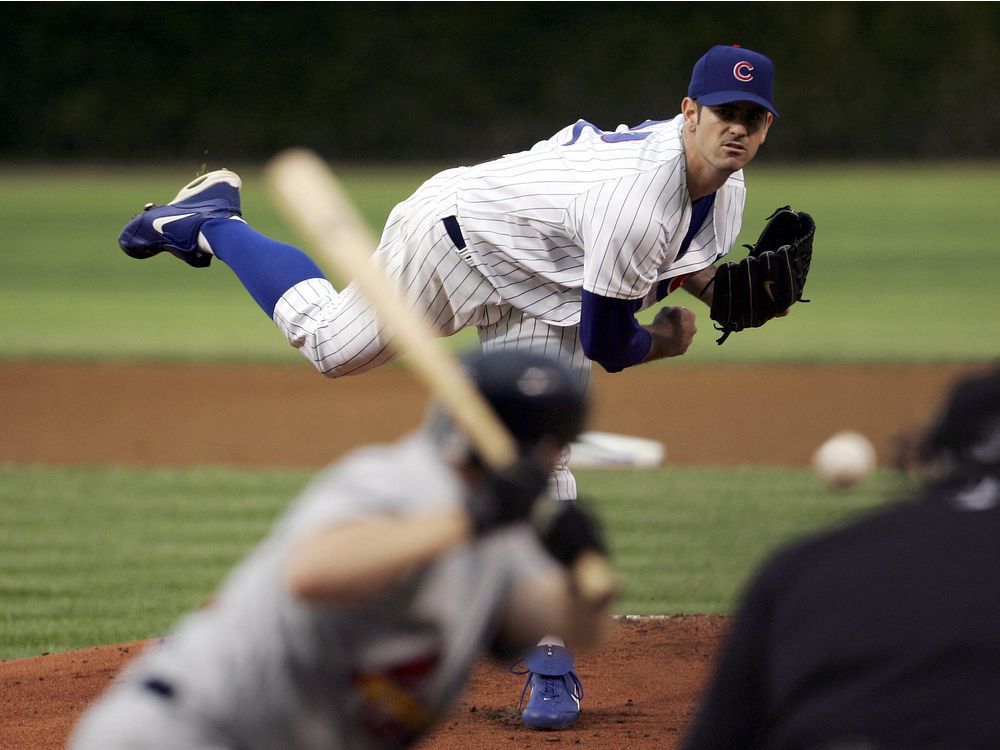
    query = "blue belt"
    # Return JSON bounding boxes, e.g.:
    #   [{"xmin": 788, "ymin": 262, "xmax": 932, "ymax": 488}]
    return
[
  {"xmin": 142, "ymin": 677, "xmax": 176, "ymax": 699},
  {"xmin": 442, "ymin": 215, "xmax": 466, "ymax": 250}
]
